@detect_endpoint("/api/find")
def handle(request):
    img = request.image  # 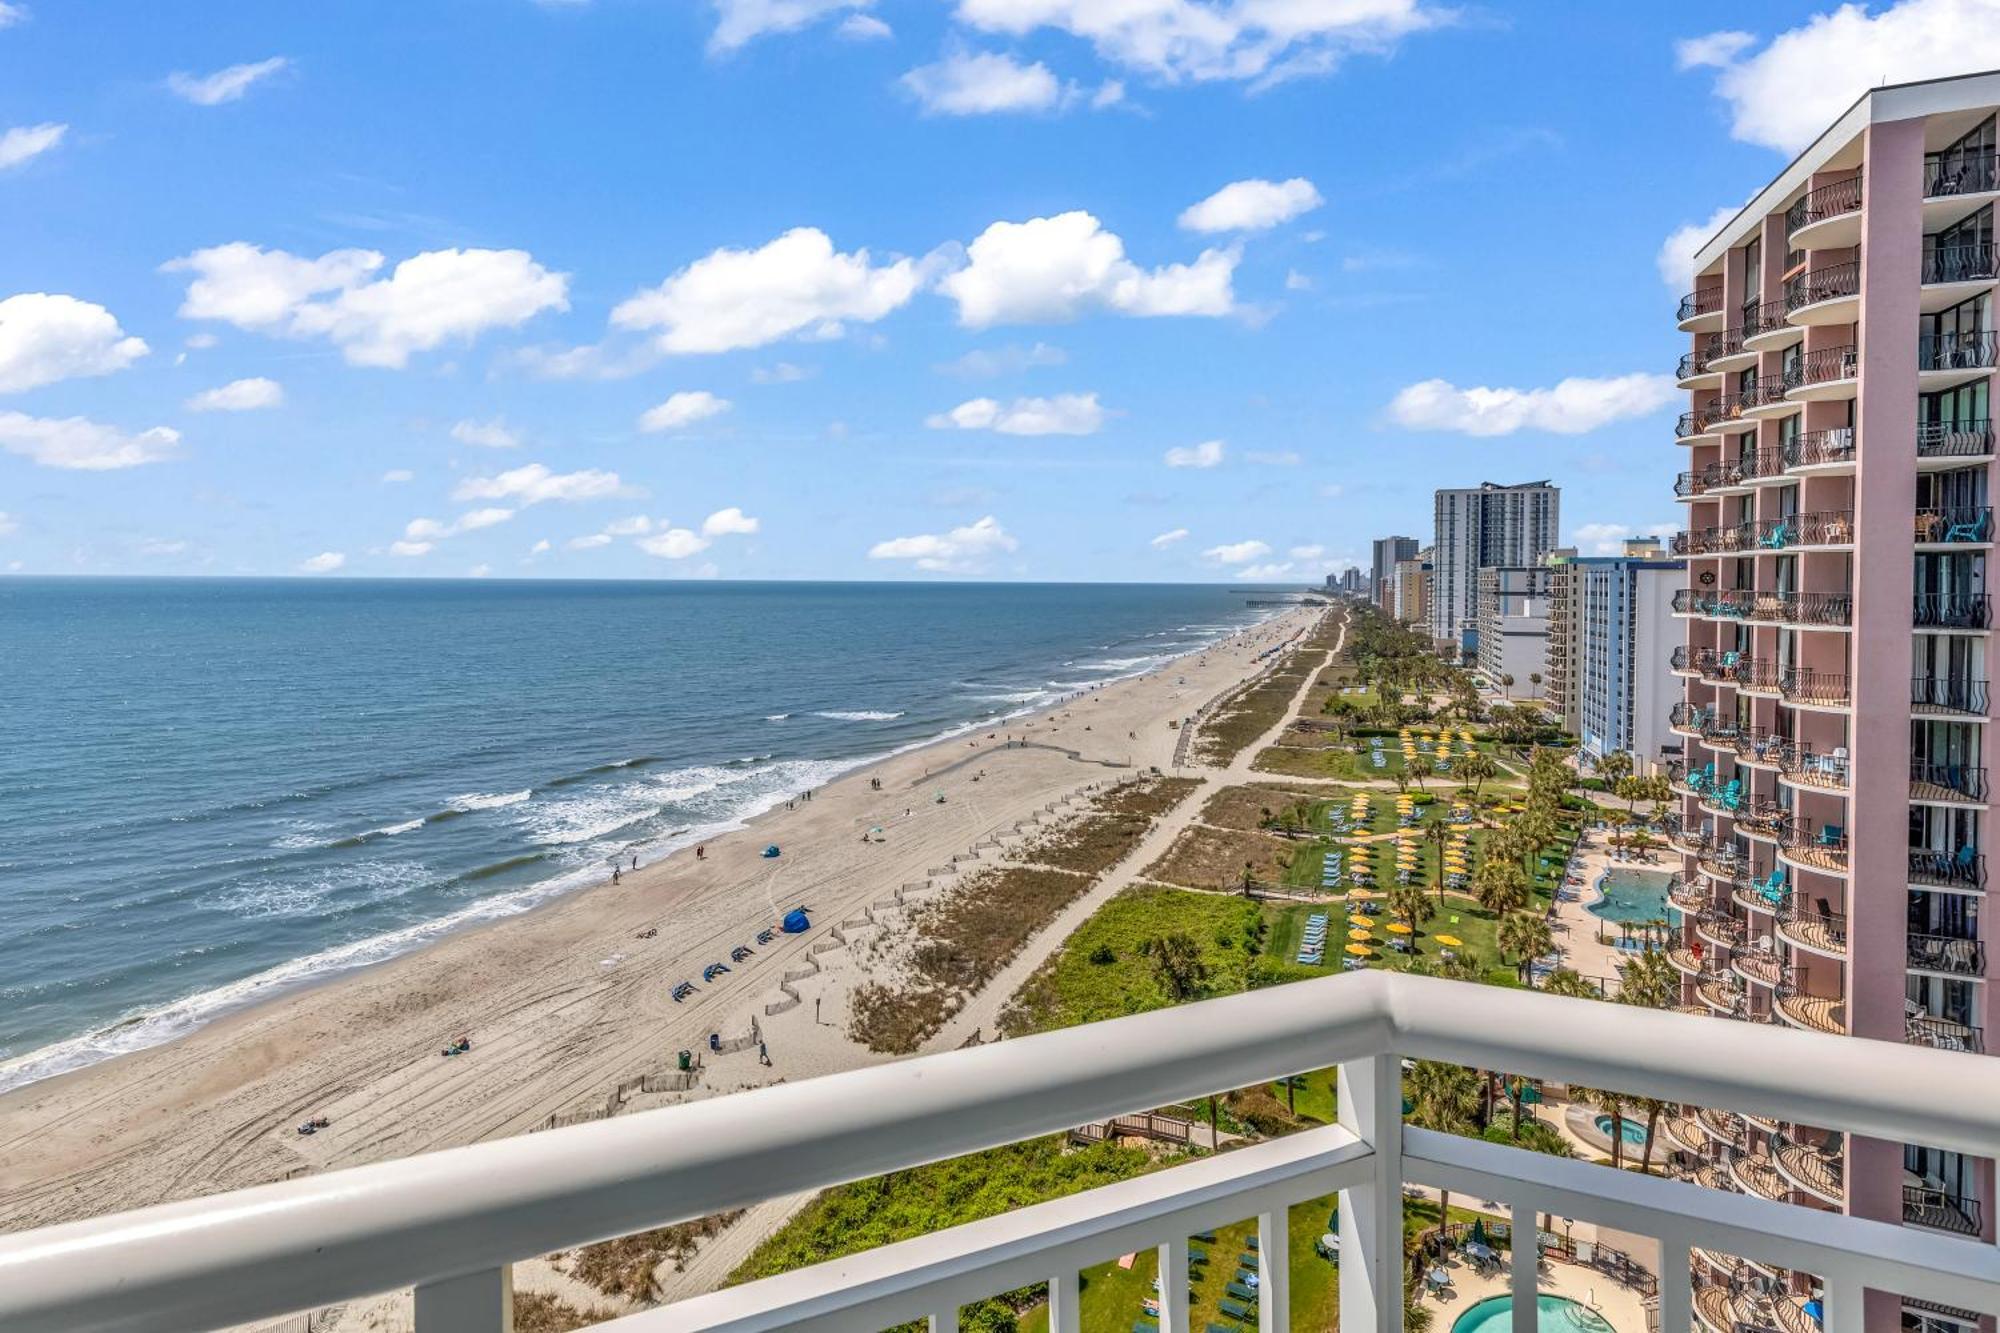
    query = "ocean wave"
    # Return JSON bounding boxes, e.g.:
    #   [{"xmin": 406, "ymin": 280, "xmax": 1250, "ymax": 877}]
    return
[
  {"xmin": 1076, "ymin": 656, "xmax": 1156, "ymax": 670},
  {"xmin": 813, "ymin": 710, "xmax": 903, "ymax": 721},
  {"xmin": 968, "ymin": 688, "xmax": 1048, "ymax": 704},
  {"xmin": 764, "ymin": 713, "xmax": 791, "ymax": 721},
  {"xmin": 449, "ymin": 789, "xmax": 532, "ymax": 812}
]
